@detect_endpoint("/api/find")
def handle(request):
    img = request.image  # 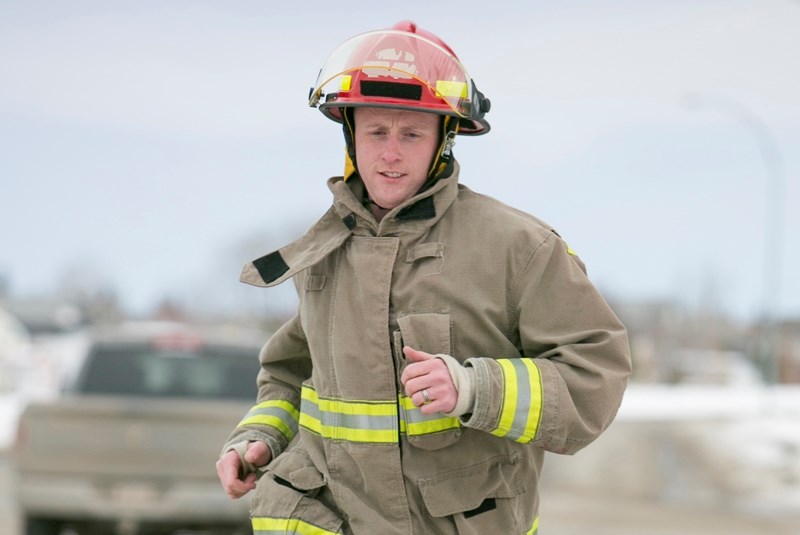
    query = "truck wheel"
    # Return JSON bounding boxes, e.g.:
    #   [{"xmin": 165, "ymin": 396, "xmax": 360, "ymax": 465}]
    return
[{"xmin": 24, "ymin": 516, "xmax": 62, "ymax": 535}]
